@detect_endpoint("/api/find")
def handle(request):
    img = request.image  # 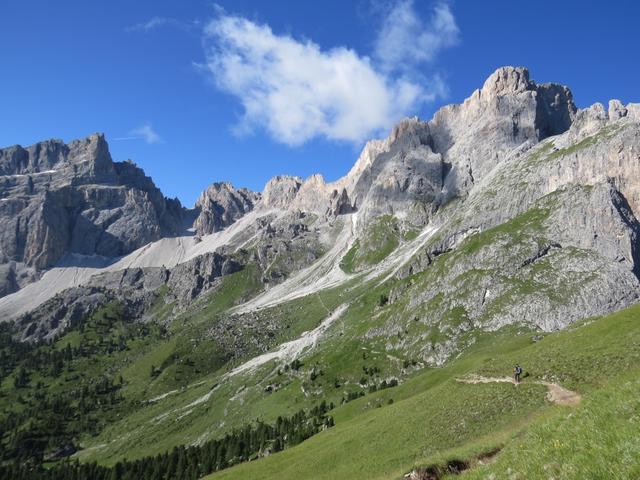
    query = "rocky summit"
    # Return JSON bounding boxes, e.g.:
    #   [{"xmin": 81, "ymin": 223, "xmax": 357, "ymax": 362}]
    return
[
  {"xmin": 1, "ymin": 66, "xmax": 640, "ymax": 480},
  {"xmin": 0, "ymin": 133, "xmax": 185, "ymax": 295}
]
